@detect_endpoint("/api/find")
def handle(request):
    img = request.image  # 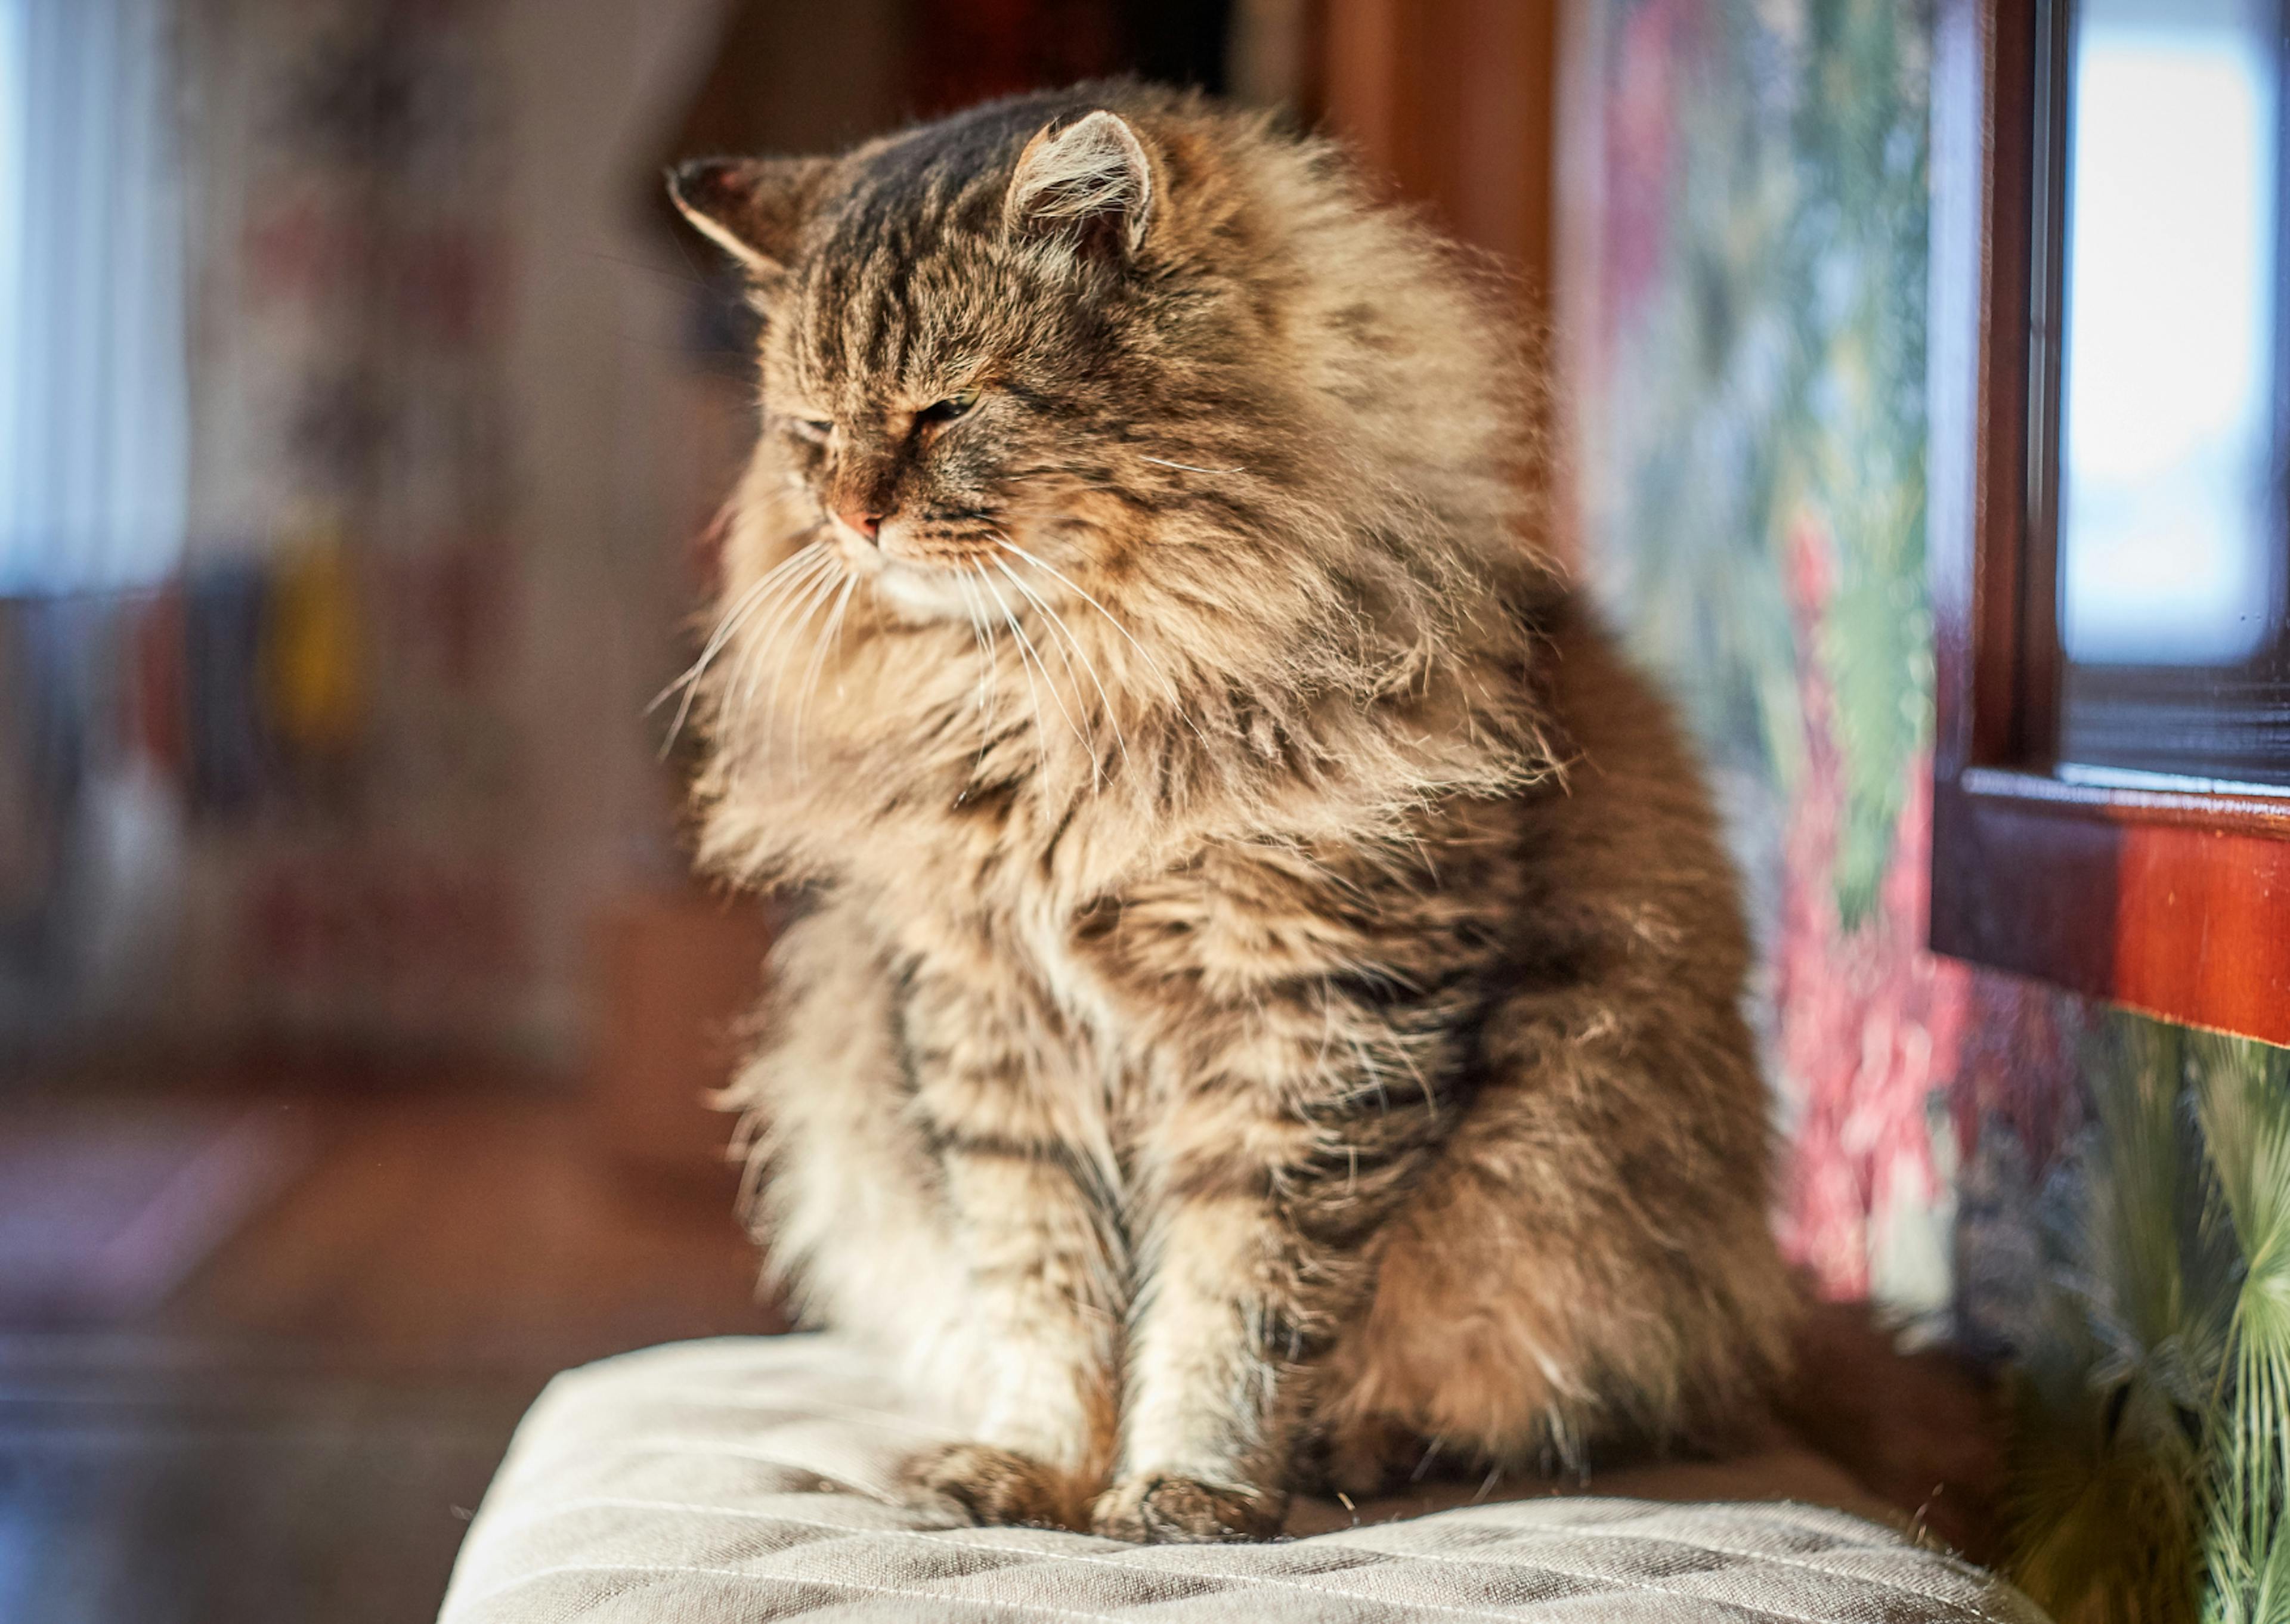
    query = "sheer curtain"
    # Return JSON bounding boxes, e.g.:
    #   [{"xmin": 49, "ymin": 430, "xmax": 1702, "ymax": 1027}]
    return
[{"xmin": 0, "ymin": 0, "xmax": 188, "ymax": 597}]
